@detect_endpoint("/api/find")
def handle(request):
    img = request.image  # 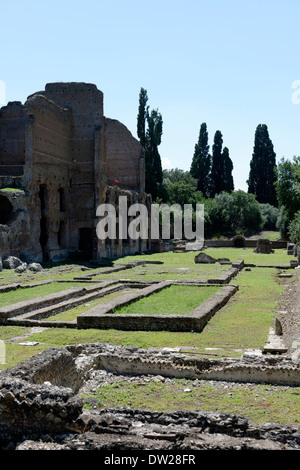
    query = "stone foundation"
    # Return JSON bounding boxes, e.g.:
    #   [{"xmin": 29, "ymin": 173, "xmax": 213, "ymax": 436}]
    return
[
  {"xmin": 77, "ymin": 283, "xmax": 238, "ymax": 332},
  {"xmin": 0, "ymin": 343, "xmax": 299, "ymax": 450}
]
